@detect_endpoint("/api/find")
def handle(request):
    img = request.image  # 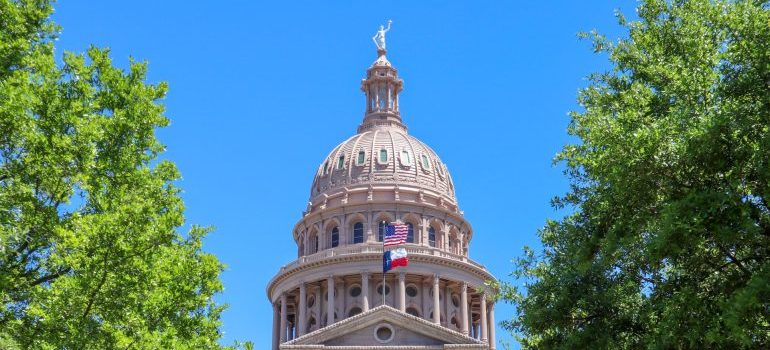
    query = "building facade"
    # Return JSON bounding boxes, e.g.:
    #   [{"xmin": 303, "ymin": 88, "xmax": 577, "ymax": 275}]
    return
[{"xmin": 267, "ymin": 43, "xmax": 497, "ymax": 349}]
